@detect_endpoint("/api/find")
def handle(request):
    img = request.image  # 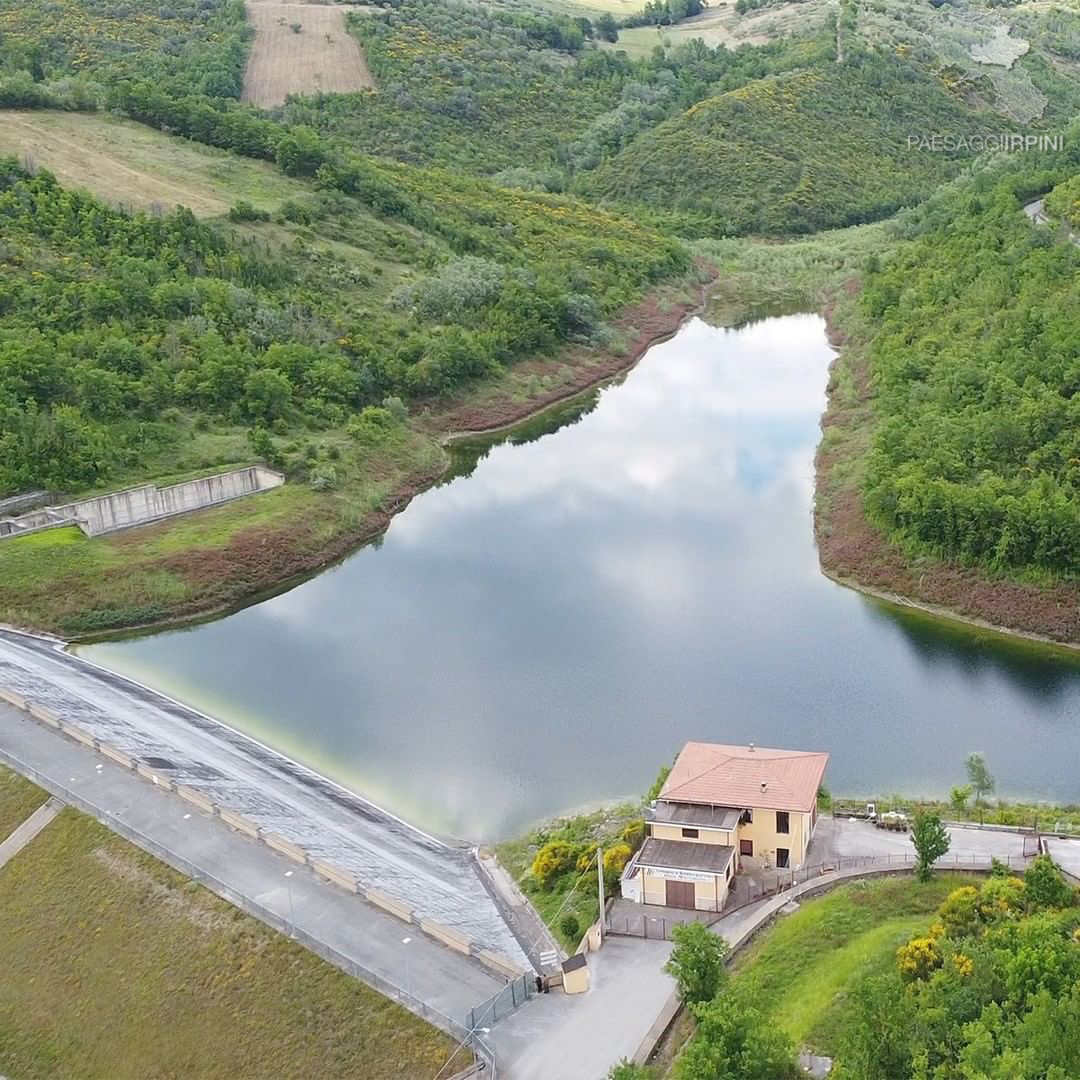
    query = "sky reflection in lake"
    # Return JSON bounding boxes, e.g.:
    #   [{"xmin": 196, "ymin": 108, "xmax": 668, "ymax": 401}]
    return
[{"xmin": 83, "ymin": 314, "xmax": 1080, "ymax": 839}]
